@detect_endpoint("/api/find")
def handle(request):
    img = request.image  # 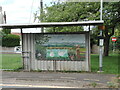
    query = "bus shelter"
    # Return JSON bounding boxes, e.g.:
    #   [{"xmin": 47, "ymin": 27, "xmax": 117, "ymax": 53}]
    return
[{"xmin": 0, "ymin": 21, "xmax": 104, "ymax": 71}]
